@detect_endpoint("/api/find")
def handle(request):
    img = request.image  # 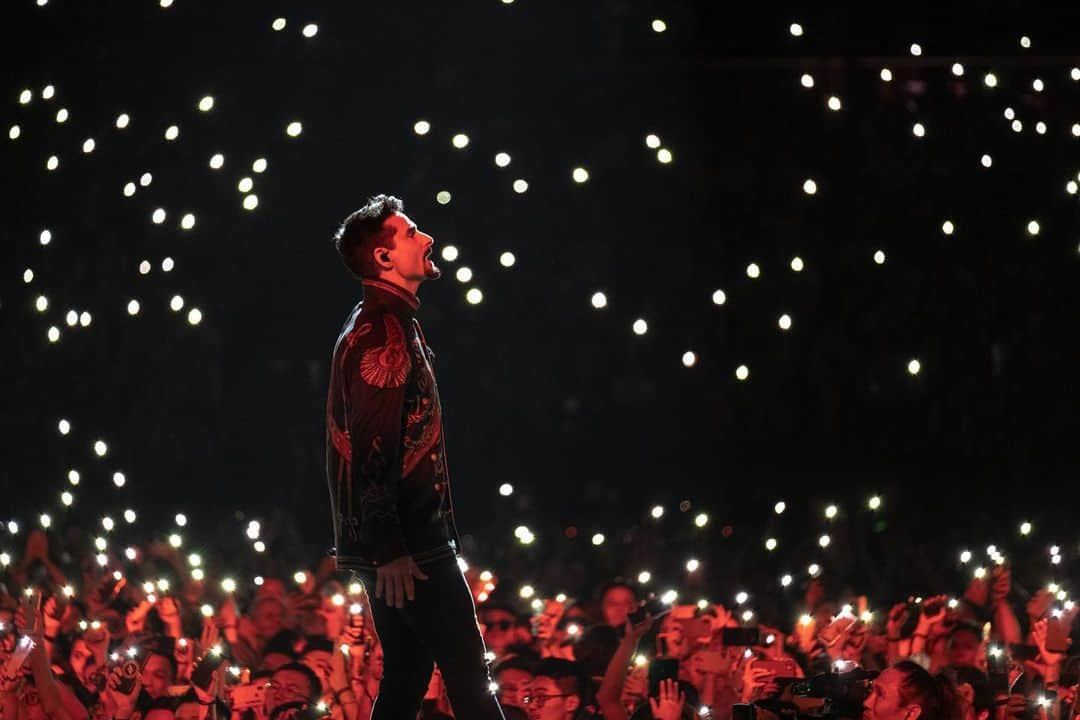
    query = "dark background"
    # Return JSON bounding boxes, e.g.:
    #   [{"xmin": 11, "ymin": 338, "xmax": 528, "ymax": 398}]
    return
[{"xmin": 1, "ymin": 2, "xmax": 1078, "ymax": 606}]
